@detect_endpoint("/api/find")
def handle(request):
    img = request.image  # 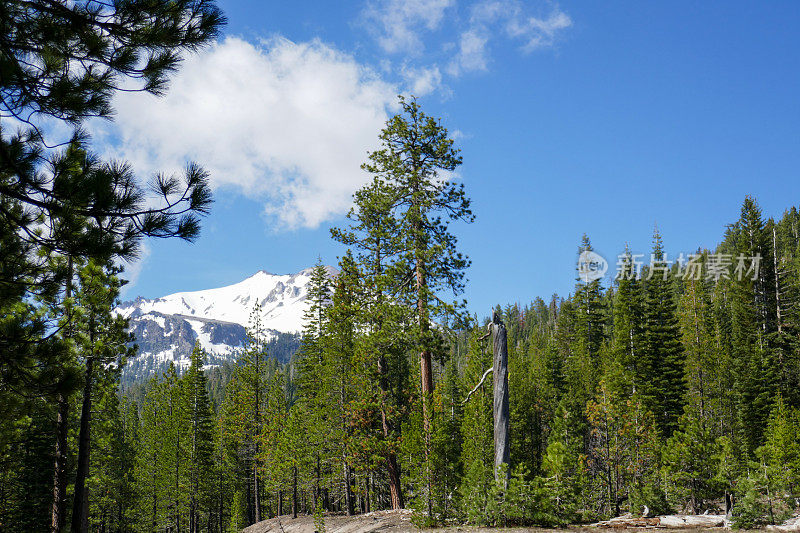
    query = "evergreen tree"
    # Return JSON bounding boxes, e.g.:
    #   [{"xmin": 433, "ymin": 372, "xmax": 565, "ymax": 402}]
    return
[
  {"xmin": 320, "ymin": 252, "xmax": 363, "ymax": 515},
  {"xmin": 758, "ymin": 396, "xmax": 800, "ymax": 509},
  {"xmin": 183, "ymin": 345, "xmax": 215, "ymax": 532},
  {"xmin": 459, "ymin": 329, "xmax": 495, "ymax": 524},
  {"xmin": 70, "ymin": 260, "xmax": 134, "ymax": 532},
  {"xmin": 663, "ymin": 413, "xmax": 720, "ymax": 513},
  {"xmin": 355, "ymin": 100, "xmax": 473, "ymax": 518},
  {"xmin": 610, "ymin": 247, "xmax": 646, "ymax": 398},
  {"xmin": 727, "ymin": 197, "xmax": 775, "ymax": 453},
  {"xmin": 641, "ymin": 229, "xmax": 685, "ymax": 436}
]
